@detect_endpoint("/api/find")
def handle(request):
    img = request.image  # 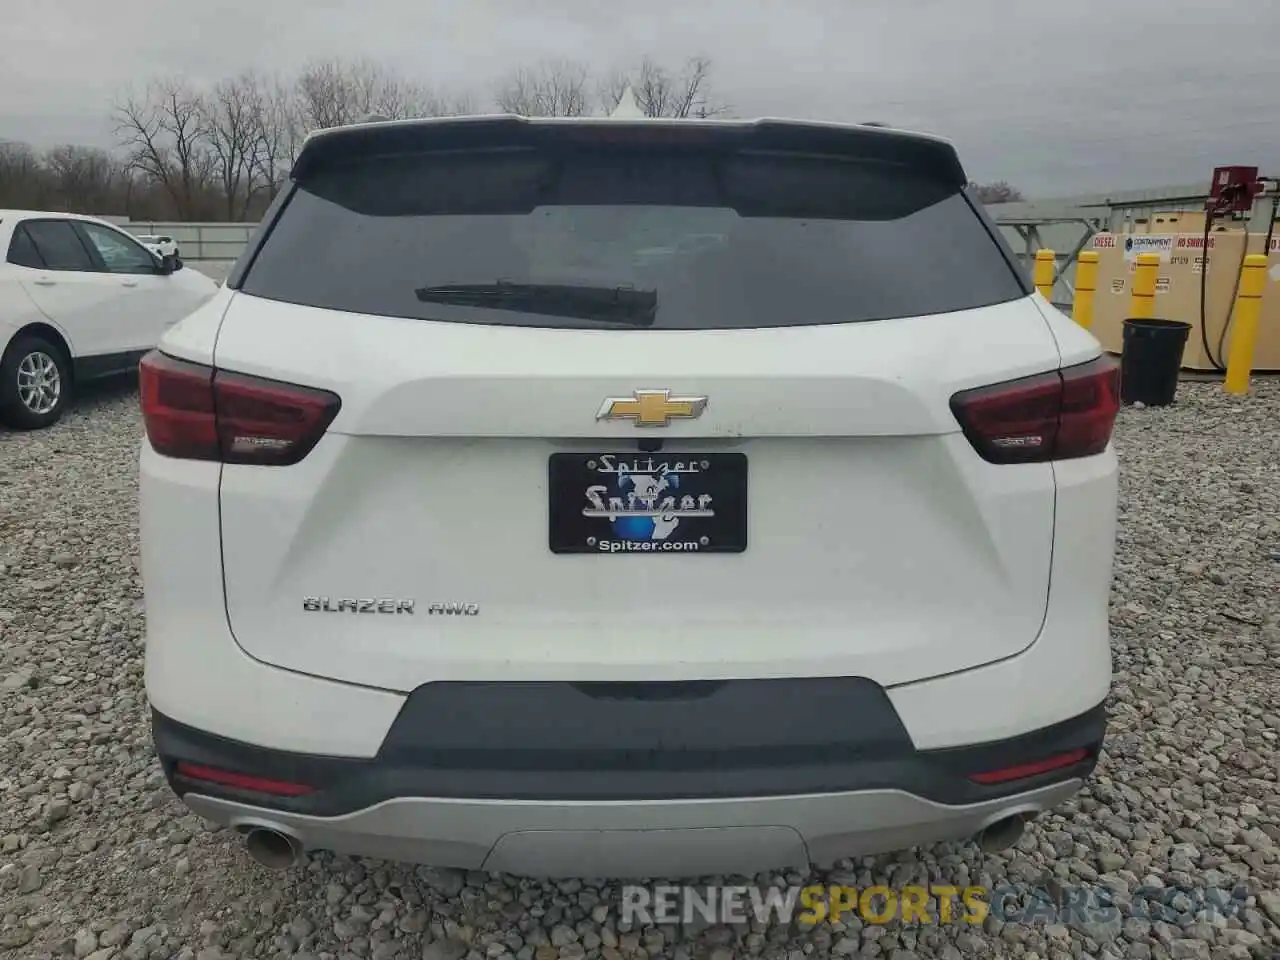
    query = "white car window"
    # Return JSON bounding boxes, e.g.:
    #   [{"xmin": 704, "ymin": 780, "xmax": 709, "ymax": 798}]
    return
[
  {"xmin": 79, "ymin": 223, "xmax": 160, "ymax": 275},
  {"xmin": 21, "ymin": 220, "xmax": 96, "ymax": 271},
  {"xmin": 6, "ymin": 225, "xmax": 47, "ymax": 268}
]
